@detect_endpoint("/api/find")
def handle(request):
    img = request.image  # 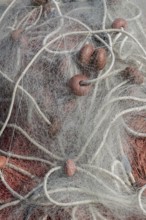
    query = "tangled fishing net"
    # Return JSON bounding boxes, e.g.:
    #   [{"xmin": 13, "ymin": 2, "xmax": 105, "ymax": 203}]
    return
[{"xmin": 1, "ymin": 0, "xmax": 146, "ymax": 219}]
